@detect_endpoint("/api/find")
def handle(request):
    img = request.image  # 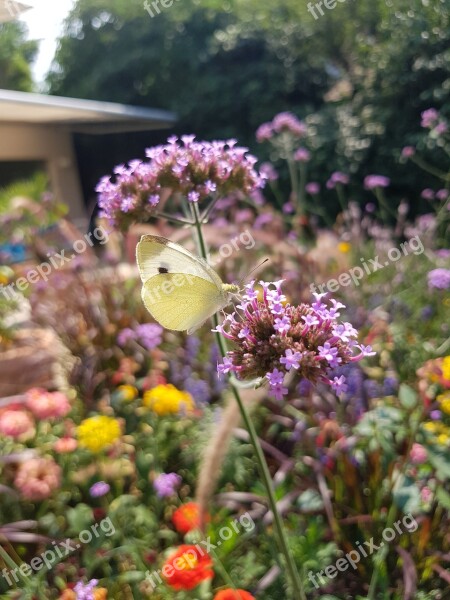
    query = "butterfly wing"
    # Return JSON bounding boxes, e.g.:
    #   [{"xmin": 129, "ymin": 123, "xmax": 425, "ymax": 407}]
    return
[
  {"xmin": 141, "ymin": 273, "xmax": 227, "ymax": 333},
  {"xmin": 136, "ymin": 235, "xmax": 222, "ymax": 287}
]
